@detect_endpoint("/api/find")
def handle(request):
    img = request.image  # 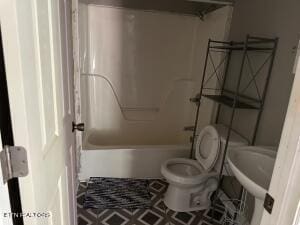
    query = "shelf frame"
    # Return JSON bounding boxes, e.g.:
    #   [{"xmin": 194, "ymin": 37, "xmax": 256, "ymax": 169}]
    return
[
  {"xmin": 189, "ymin": 34, "xmax": 278, "ymax": 224},
  {"xmin": 203, "ymin": 94, "xmax": 260, "ymax": 109}
]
